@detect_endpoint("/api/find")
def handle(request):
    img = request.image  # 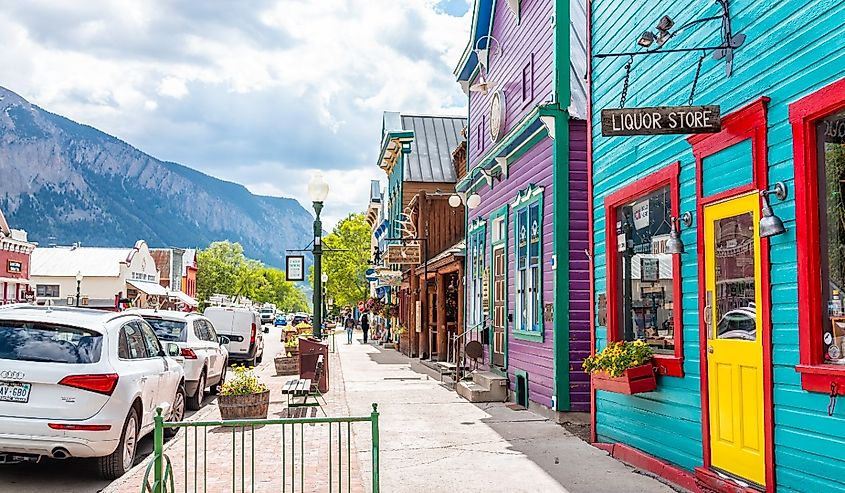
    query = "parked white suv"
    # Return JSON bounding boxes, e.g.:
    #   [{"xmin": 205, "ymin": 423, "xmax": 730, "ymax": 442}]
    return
[
  {"xmin": 134, "ymin": 310, "xmax": 229, "ymax": 410},
  {"xmin": 0, "ymin": 305, "xmax": 186, "ymax": 479},
  {"xmin": 203, "ymin": 307, "xmax": 266, "ymax": 366}
]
